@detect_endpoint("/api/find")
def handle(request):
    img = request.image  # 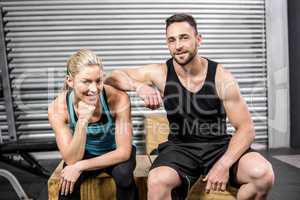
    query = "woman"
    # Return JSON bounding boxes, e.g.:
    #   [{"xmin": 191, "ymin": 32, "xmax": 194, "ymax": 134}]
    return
[{"xmin": 48, "ymin": 49, "xmax": 138, "ymax": 200}]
